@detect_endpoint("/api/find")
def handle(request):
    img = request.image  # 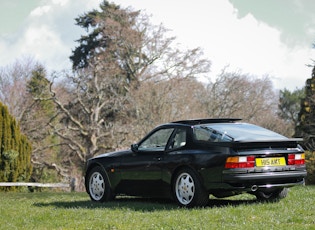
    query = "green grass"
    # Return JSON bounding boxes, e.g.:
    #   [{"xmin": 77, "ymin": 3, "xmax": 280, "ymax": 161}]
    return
[{"xmin": 1, "ymin": 186, "xmax": 315, "ymax": 230}]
